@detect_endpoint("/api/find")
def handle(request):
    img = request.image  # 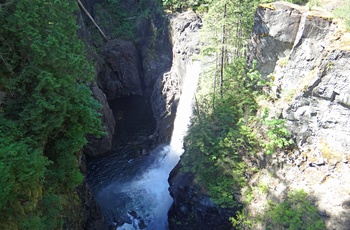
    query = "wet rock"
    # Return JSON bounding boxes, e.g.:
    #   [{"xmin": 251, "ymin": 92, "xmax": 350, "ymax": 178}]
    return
[{"xmin": 151, "ymin": 10, "xmax": 202, "ymax": 143}]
